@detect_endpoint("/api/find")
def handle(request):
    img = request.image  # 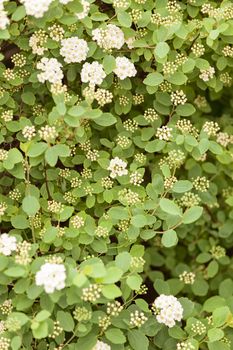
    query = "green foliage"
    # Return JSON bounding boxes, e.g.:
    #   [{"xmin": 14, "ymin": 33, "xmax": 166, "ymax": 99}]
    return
[{"xmin": 0, "ymin": 0, "xmax": 233, "ymax": 349}]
